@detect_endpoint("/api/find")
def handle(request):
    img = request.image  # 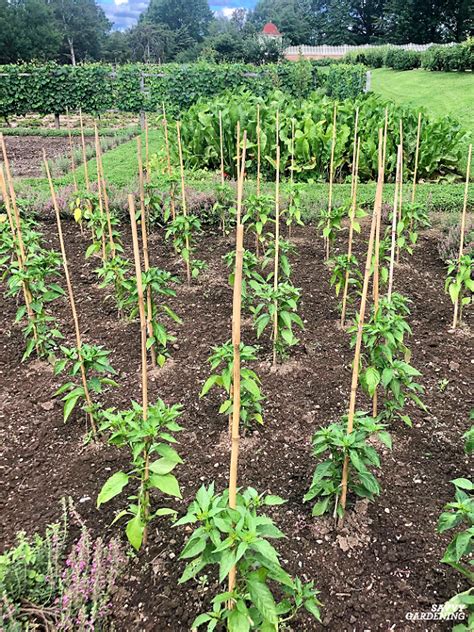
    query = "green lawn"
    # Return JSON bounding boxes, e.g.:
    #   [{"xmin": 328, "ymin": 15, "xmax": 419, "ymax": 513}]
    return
[{"xmin": 370, "ymin": 68, "xmax": 474, "ymax": 138}]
